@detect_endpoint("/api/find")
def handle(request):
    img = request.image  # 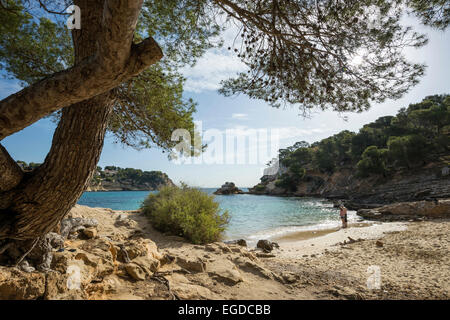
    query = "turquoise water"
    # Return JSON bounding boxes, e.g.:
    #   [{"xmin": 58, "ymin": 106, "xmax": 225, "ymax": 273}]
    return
[{"xmin": 78, "ymin": 189, "xmax": 357, "ymax": 243}]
